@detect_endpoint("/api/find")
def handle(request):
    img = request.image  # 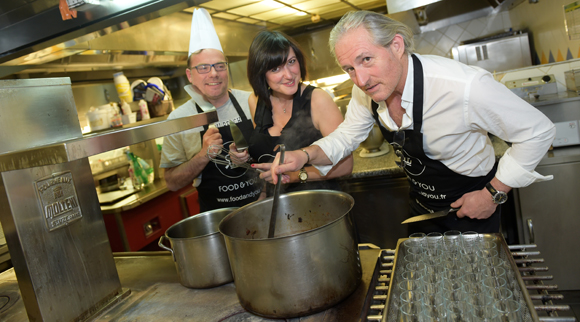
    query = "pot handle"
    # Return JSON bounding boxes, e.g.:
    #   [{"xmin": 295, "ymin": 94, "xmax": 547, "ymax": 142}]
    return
[{"xmin": 158, "ymin": 236, "xmax": 176, "ymax": 262}]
